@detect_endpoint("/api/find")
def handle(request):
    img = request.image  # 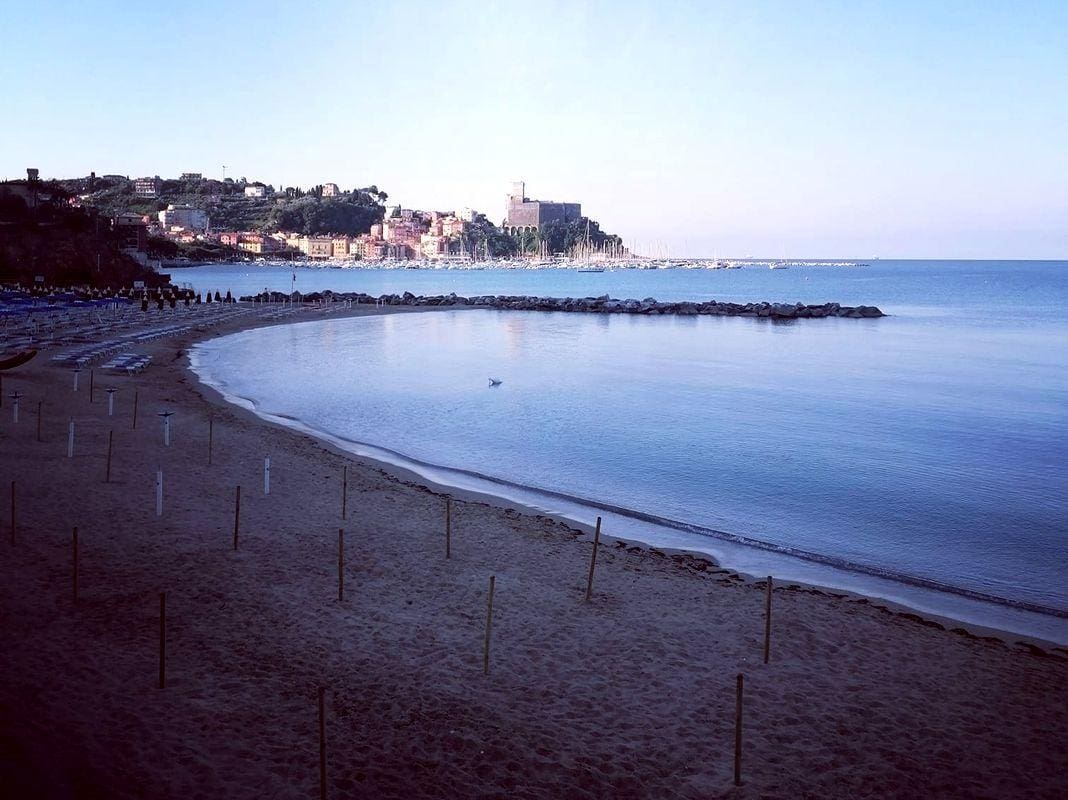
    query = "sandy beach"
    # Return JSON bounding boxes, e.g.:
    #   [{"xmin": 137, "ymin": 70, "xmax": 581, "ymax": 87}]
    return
[{"xmin": 1, "ymin": 302, "xmax": 1066, "ymax": 800}]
